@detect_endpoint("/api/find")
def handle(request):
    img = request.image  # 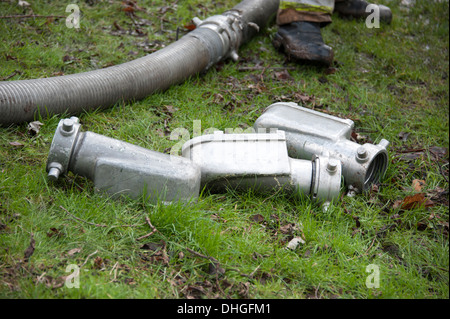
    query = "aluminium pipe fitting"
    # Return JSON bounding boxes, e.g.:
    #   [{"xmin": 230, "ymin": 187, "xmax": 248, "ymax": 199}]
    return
[
  {"xmin": 46, "ymin": 119, "xmax": 341, "ymax": 204},
  {"xmin": 46, "ymin": 118, "xmax": 201, "ymax": 203},
  {"xmin": 181, "ymin": 130, "xmax": 342, "ymax": 203},
  {"xmin": 254, "ymin": 102, "xmax": 390, "ymax": 192}
]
